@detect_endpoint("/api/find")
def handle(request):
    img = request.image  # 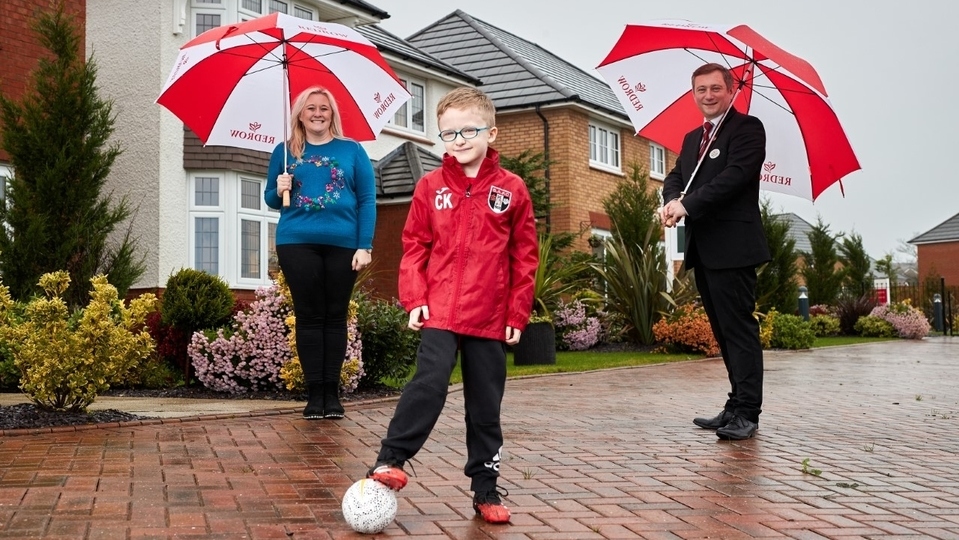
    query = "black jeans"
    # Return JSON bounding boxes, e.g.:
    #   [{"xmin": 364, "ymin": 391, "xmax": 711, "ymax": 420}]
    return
[
  {"xmin": 378, "ymin": 329, "xmax": 507, "ymax": 493},
  {"xmin": 276, "ymin": 244, "xmax": 357, "ymax": 384}
]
